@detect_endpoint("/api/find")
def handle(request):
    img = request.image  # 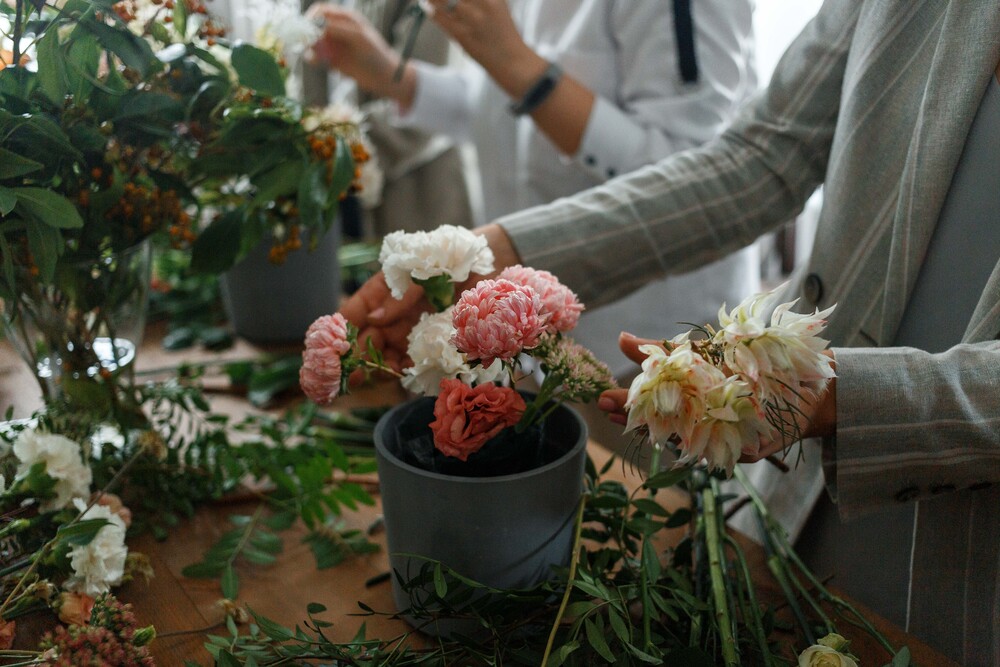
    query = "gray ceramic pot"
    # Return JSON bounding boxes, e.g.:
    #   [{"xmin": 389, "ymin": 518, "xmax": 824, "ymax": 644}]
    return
[
  {"xmin": 374, "ymin": 396, "xmax": 588, "ymax": 636},
  {"xmin": 220, "ymin": 223, "xmax": 340, "ymax": 344}
]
